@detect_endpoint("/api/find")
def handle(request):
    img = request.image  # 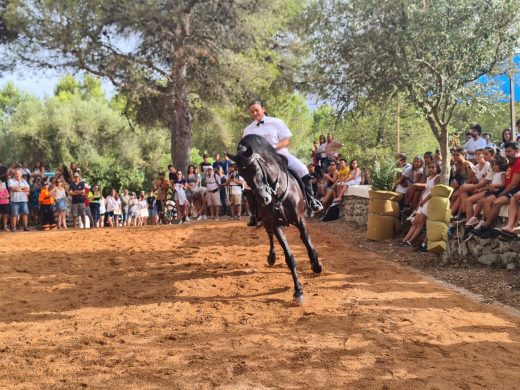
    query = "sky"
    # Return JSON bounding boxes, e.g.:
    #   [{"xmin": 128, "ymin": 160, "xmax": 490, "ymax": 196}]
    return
[{"xmin": 2, "ymin": 56, "xmax": 520, "ymax": 102}]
